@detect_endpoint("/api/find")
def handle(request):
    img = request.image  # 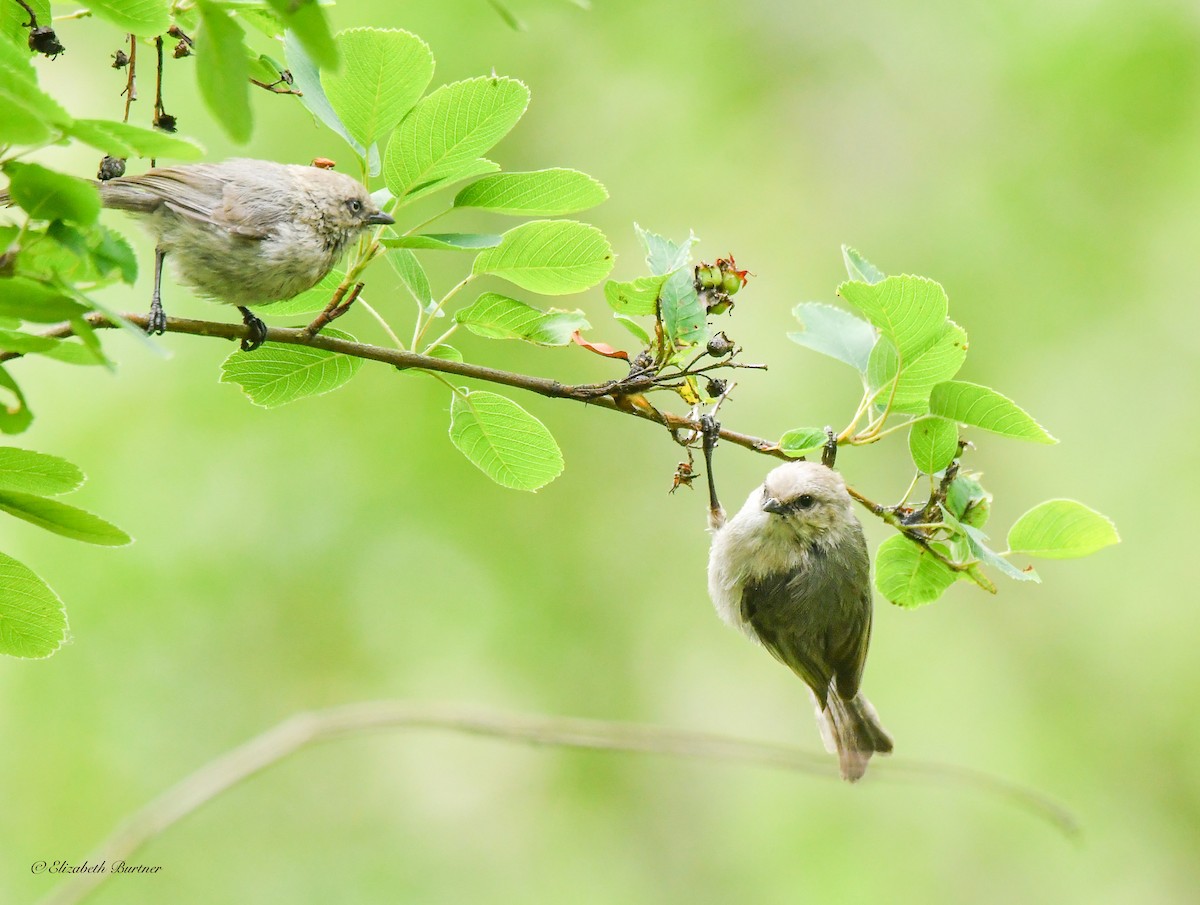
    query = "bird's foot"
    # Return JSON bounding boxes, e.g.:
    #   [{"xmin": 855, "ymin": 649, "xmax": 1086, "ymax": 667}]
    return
[
  {"xmin": 237, "ymin": 307, "xmax": 268, "ymax": 352},
  {"xmin": 146, "ymin": 298, "xmax": 167, "ymax": 336},
  {"xmin": 700, "ymin": 414, "xmax": 721, "ymax": 453}
]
